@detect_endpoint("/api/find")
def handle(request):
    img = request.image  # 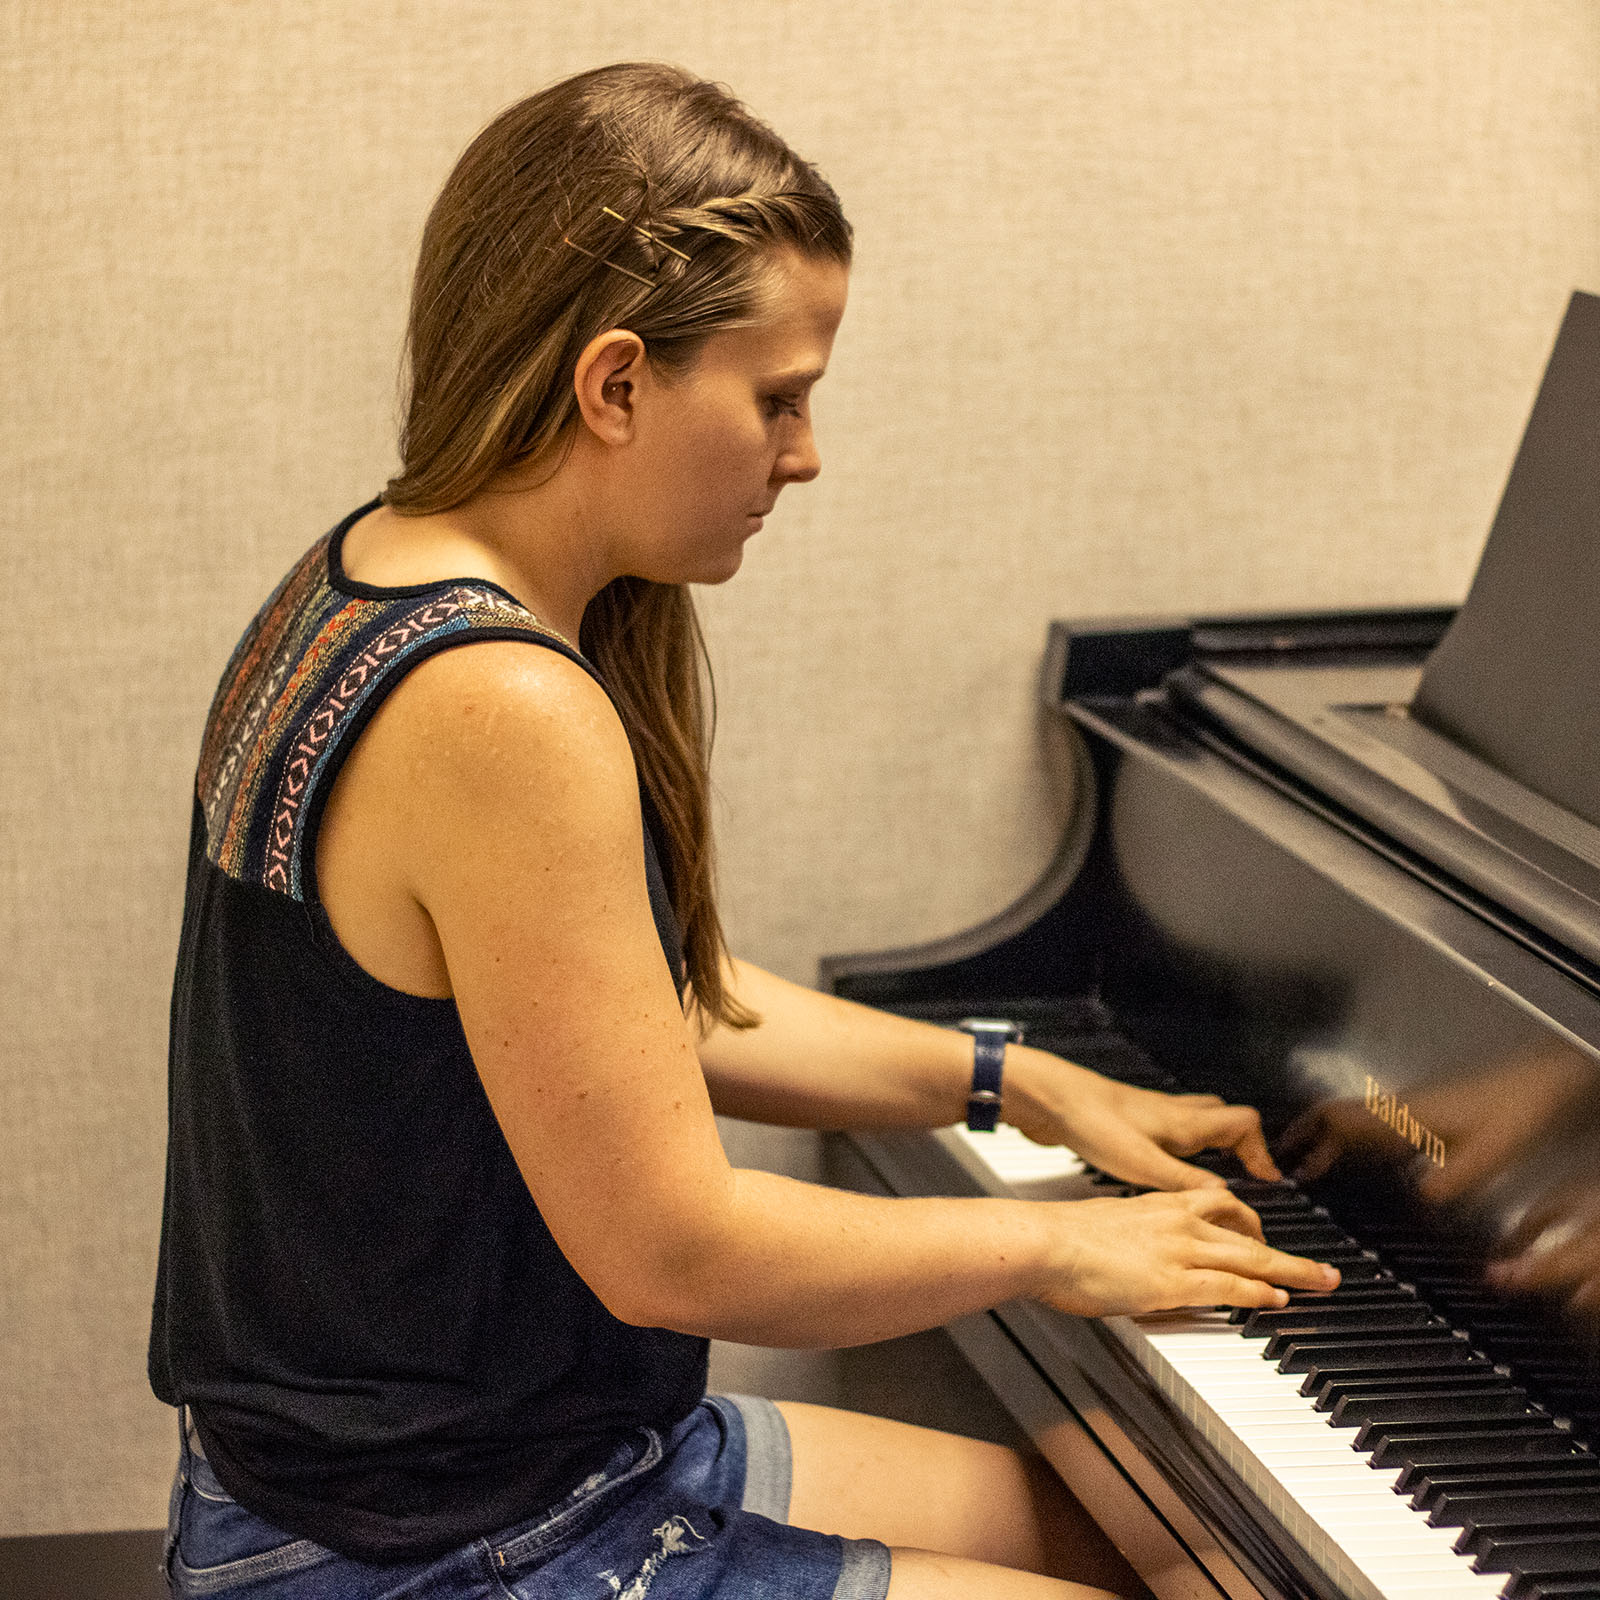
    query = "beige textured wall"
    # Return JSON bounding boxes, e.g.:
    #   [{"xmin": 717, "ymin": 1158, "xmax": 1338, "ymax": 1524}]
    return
[{"xmin": 3, "ymin": 0, "xmax": 1596, "ymax": 1536}]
